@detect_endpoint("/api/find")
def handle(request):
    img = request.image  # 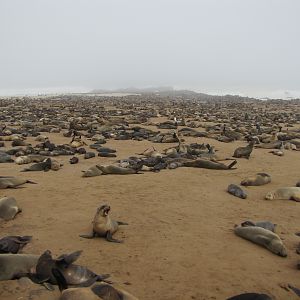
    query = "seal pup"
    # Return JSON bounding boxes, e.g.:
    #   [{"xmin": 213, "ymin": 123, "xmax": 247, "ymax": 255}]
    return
[
  {"xmin": 80, "ymin": 205, "xmax": 128, "ymax": 243},
  {"xmin": 234, "ymin": 225, "xmax": 287, "ymax": 257},
  {"xmin": 21, "ymin": 158, "xmax": 52, "ymax": 172},
  {"xmin": 265, "ymin": 187, "xmax": 300, "ymax": 202},
  {"xmin": 227, "ymin": 293, "xmax": 272, "ymax": 300},
  {"xmin": 233, "ymin": 141, "xmax": 255, "ymax": 159},
  {"xmin": 227, "ymin": 184, "xmax": 247, "ymax": 199},
  {"xmin": 0, "ymin": 197, "xmax": 22, "ymax": 220},
  {"xmin": 82, "ymin": 165, "xmax": 103, "ymax": 177},
  {"xmin": 0, "ymin": 236, "xmax": 32, "ymax": 253},
  {"xmin": 99, "ymin": 165, "xmax": 139, "ymax": 175},
  {"xmin": 69, "ymin": 157, "xmax": 79, "ymax": 164},
  {"xmin": 241, "ymin": 173, "xmax": 271, "ymax": 186},
  {"xmin": 15, "ymin": 156, "xmax": 33, "ymax": 165},
  {"xmin": 29, "ymin": 250, "xmax": 110, "ymax": 288},
  {"xmin": 0, "ymin": 253, "xmax": 39, "ymax": 281},
  {"xmin": 241, "ymin": 221, "xmax": 277, "ymax": 232},
  {"xmin": 0, "ymin": 176, "xmax": 36, "ymax": 189}
]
